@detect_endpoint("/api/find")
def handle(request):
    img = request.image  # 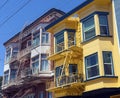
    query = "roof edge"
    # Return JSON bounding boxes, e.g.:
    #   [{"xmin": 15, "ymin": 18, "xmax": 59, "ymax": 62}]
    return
[
  {"xmin": 45, "ymin": 0, "xmax": 94, "ymax": 31},
  {"xmin": 3, "ymin": 8, "xmax": 65, "ymax": 46}
]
